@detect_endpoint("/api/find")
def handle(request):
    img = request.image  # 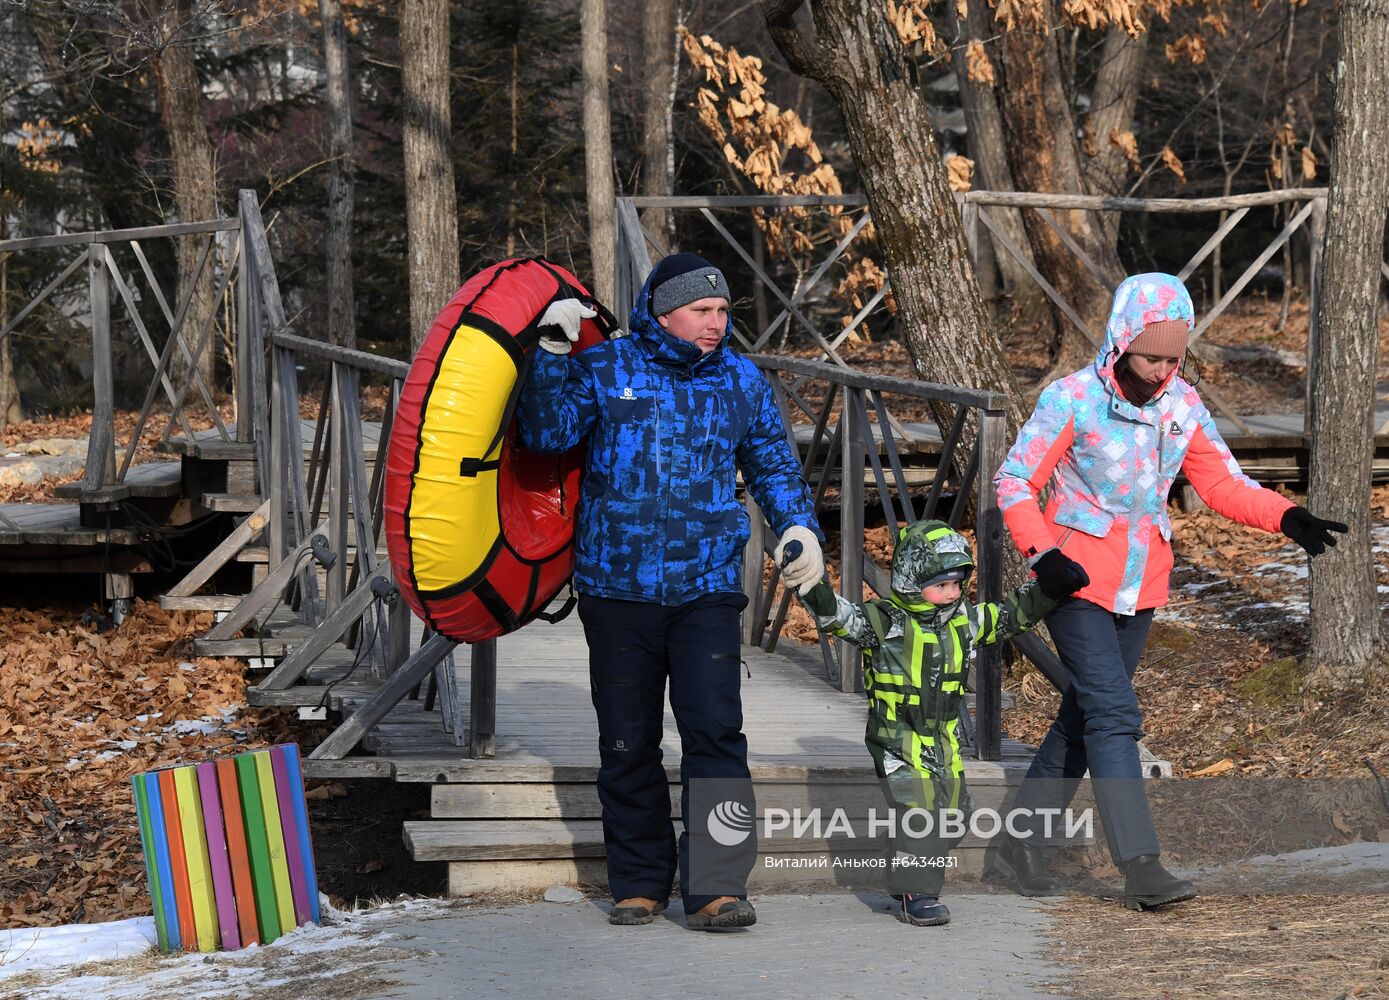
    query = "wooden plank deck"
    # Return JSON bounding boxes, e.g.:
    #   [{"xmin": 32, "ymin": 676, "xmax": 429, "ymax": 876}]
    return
[
  {"xmin": 303, "ymin": 609, "xmax": 1039, "ymax": 785},
  {"xmin": 0, "ymin": 501, "xmax": 148, "ymax": 546}
]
